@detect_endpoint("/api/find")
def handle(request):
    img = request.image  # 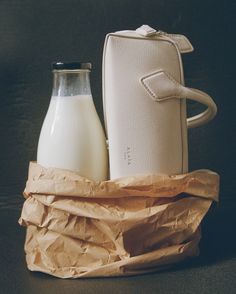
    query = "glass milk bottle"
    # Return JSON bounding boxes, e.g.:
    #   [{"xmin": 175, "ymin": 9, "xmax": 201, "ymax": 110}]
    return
[{"xmin": 37, "ymin": 62, "xmax": 108, "ymax": 181}]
